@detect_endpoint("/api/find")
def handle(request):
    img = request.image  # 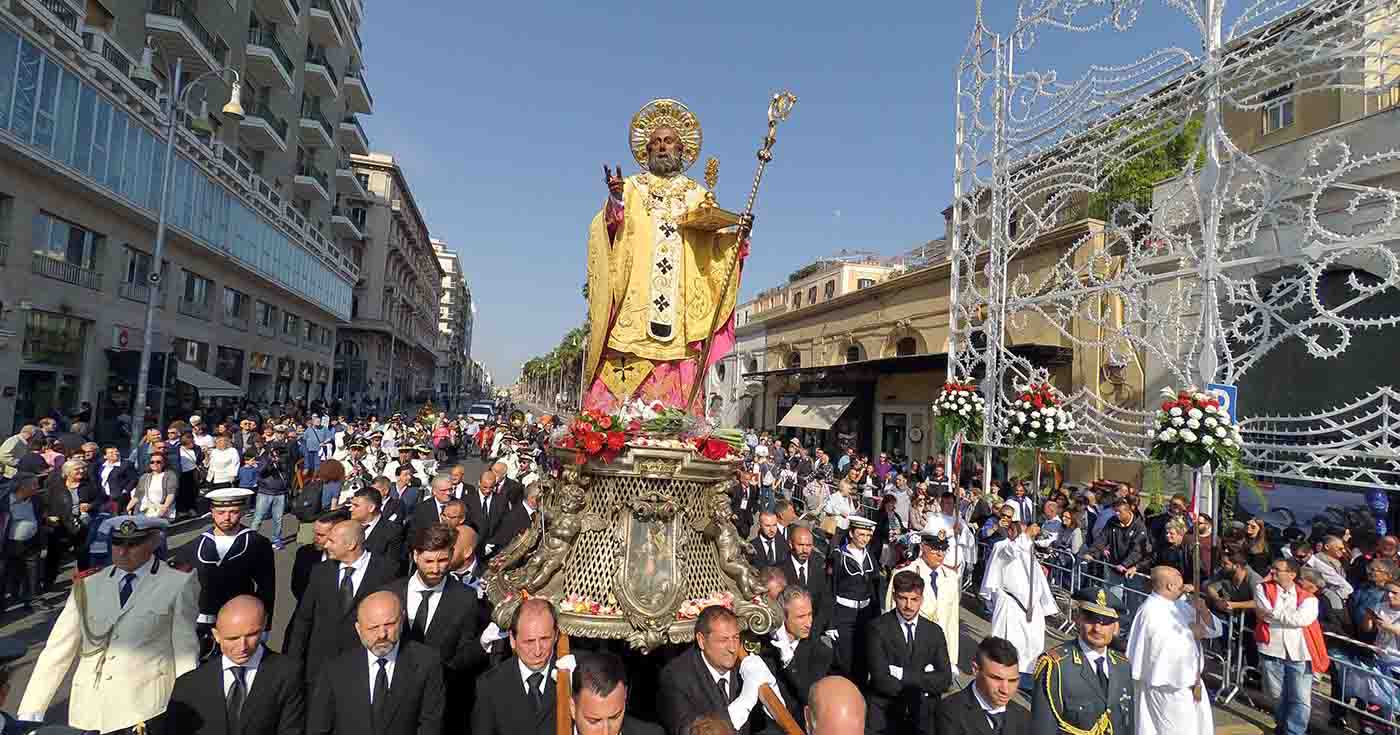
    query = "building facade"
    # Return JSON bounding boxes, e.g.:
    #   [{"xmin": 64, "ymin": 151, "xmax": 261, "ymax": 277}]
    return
[
  {"xmin": 432, "ymin": 239, "xmax": 471, "ymax": 410},
  {"xmin": 0, "ymin": 0, "xmax": 373, "ymax": 433},
  {"xmin": 332, "ymin": 152, "xmax": 441, "ymax": 413}
]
